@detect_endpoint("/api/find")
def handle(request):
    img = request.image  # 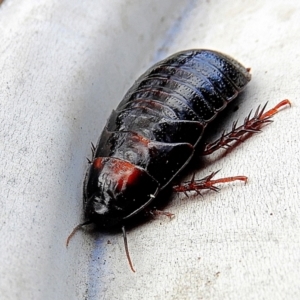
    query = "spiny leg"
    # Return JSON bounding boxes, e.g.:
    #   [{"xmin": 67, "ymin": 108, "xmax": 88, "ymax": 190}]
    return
[
  {"xmin": 203, "ymin": 99, "xmax": 291, "ymax": 155},
  {"xmin": 173, "ymin": 171, "xmax": 247, "ymax": 196},
  {"xmin": 87, "ymin": 142, "xmax": 96, "ymax": 164},
  {"xmin": 182, "ymin": 101, "xmax": 291, "ymax": 197},
  {"xmin": 91, "ymin": 142, "xmax": 96, "ymax": 155}
]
